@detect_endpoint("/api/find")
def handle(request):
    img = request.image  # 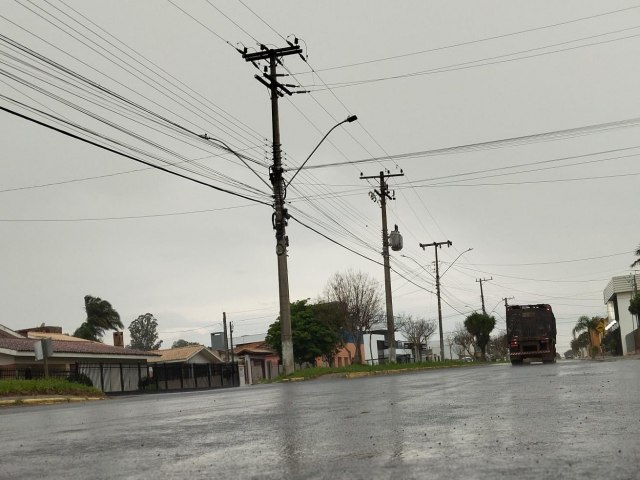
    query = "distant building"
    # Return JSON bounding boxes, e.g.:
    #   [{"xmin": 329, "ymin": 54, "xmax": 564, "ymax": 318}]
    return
[
  {"xmin": 603, "ymin": 274, "xmax": 639, "ymax": 355},
  {"xmin": 0, "ymin": 324, "xmax": 158, "ymax": 392},
  {"xmin": 234, "ymin": 340, "xmax": 280, "ymax": 384}
]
